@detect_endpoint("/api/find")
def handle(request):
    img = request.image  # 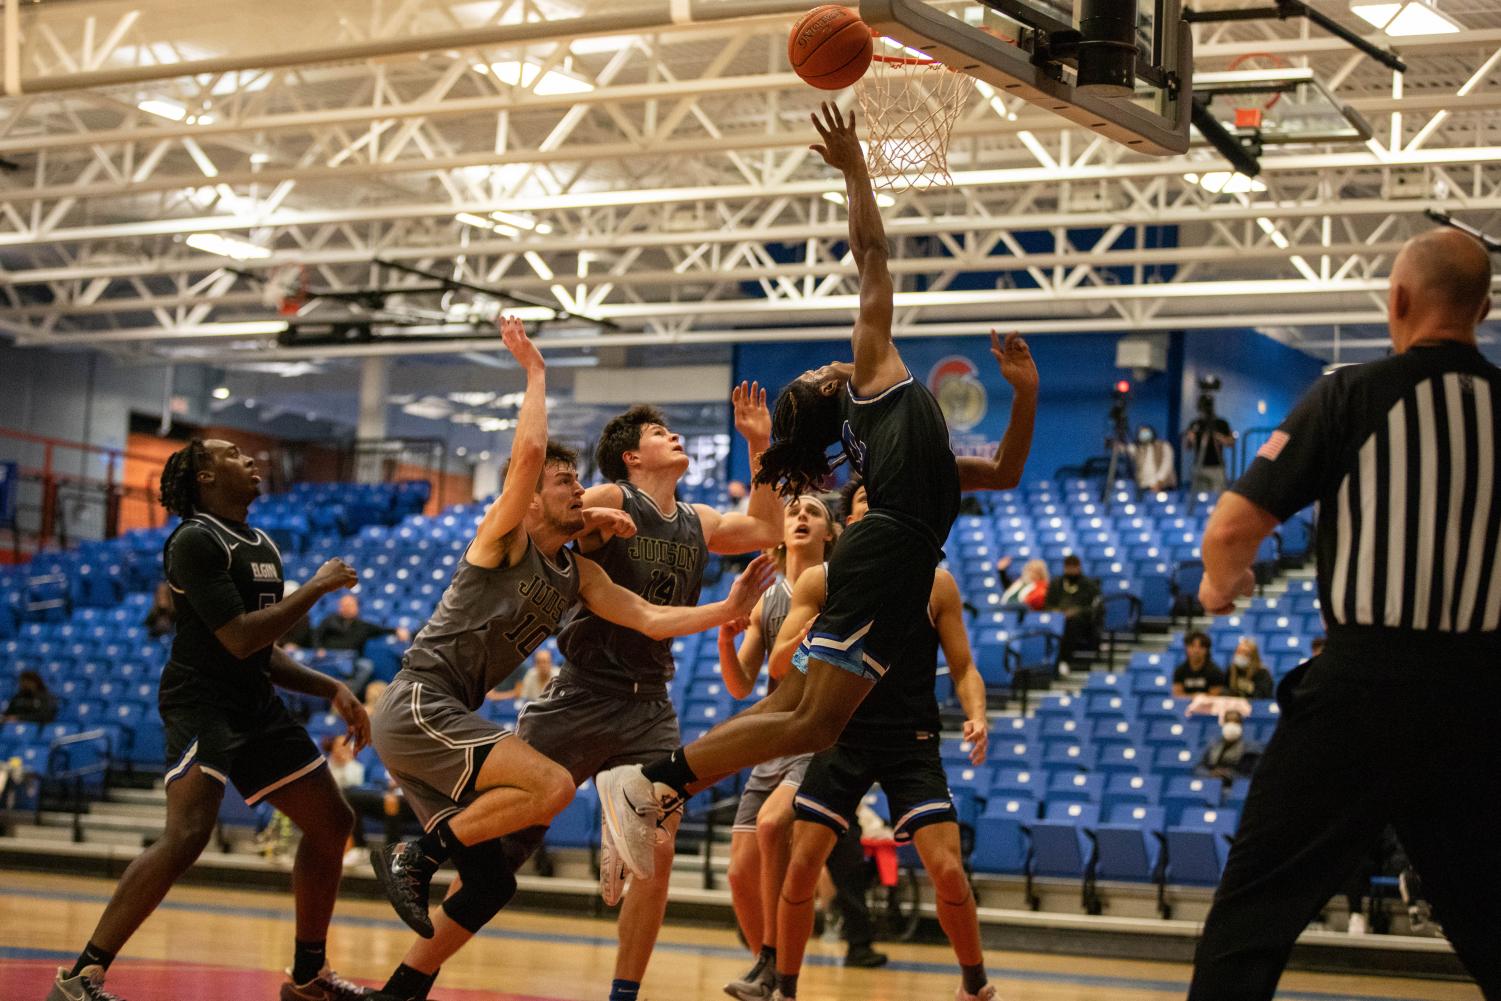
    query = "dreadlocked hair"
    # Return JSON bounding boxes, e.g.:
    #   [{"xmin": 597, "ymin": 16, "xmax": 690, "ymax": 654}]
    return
[
  {"xmin": 159, "ymin": 439, "xmax": 210, "ymax": 518},
  {"xmin": 754, "ymin": 380, "xmax": 844, "ymax": 499}
]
